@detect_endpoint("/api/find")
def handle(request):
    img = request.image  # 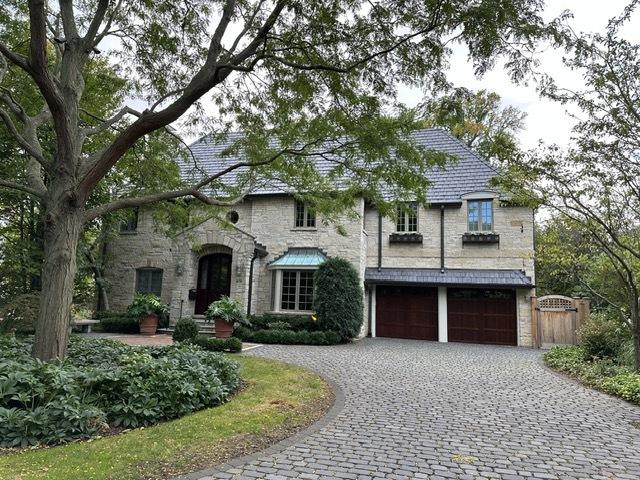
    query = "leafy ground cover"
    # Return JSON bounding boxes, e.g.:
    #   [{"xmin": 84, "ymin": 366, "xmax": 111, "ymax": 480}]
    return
[
  {"xmin": 544, "ymin": 345, "xmax": 640, "ymax": 405},
  {"xmin": 0, "ymin": 337, "xmax": 240, "ymax": 447},
  {"xmin": 0, "ymin": 355, "xmax": 332, "ymax": 480}
]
